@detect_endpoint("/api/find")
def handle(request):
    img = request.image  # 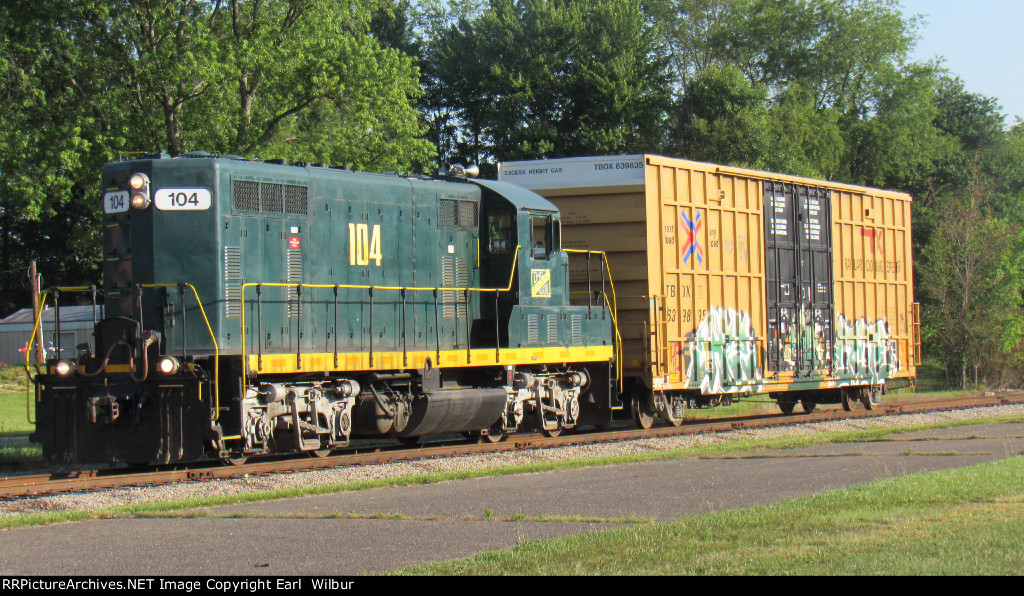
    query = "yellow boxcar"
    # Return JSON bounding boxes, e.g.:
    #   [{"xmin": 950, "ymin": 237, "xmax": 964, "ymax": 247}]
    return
[{"xmin": 499, "ymin": 155, "xmax": 919, "ymax": 423}]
